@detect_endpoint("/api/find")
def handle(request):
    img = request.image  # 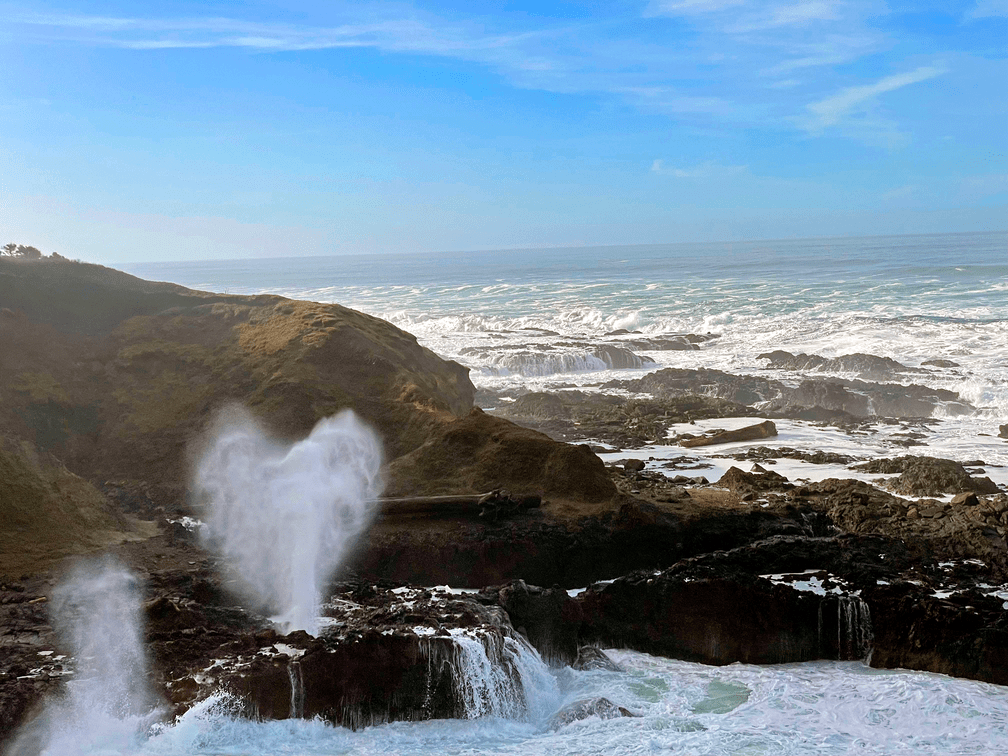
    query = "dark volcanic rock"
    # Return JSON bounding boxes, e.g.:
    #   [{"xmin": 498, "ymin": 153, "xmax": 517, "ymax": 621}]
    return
[
  {"xmin": 758, "ymin": 350, "xmax": 924, "ymax": 381},
  {"xmin": 727, "ymin": 445, "xmax": 856, "ymax": 466},
  {"xmin": 614, "ymin": 334, "xmax": 712, "ymax": 351},
  {"xmin": 610, "ymin": 367, "xmax": 972, "ymax": 423},
  {"xmin": 852, "ymin": 456, "xmax": 1001, "ymax": 497},
  {"xmin": 867, "ymin": 582, "xmax": 1008, "ymax": 685},
  {"xmin": 715, "ymin": 465, "xmax": 792, "ymax": 494},
  {"xmin": 922, "ymin": 359, "xmax": 960, "ymax": 368},
  {"xmin": 547, "ymin": 697, "xmax": 634, "ymax": 729},
  {"xmin": 489, "ymin": 580, "xmax": 582, "ymax": 665},
  {"xmin": 576, "ymin": 569, "xmax": 871, "ymax": 665},
  {"xmin": 1000, "ymin": 424, "xmax": 1008, "ymax": 440},
  {"xmin": 572, "ymin": 646, "xmax": 623, "ymax": 671},
  {"xmin": 614, "ymin": 368, "xmax": 783, "ymax": 408},
  {"xmin": 155, "ymin": 584, "xmax": 537, "ymax": 727},
  {"xmin": 492, "ymin": 390, "xmax": 750, "ymax": 450}
]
